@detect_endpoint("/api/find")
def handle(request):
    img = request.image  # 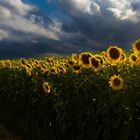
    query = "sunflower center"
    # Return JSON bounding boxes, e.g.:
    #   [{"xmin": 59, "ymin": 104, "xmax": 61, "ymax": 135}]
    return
[
  {"xmin": 109, "ymin": 48, "xmax": 120, "ymax": 59},
  {"xmin": 68, "ymin": 60, "xmax": 74, "ymax": 65},
  {"xmin": 113, "ymin": 78, "xmax": 121, "ymax": 86},
  {"xmin": 91, "ymin": 58, "xmax": 99, "ymax": 68},
  {"xmin": 81, "ymin": 54, "xmax": 91, "ymax": 64},
  {"xmin": 73, "ymin": 65, "xmax": 80, "ymax": 70},
  {"xmin": 96, "ymin": 56, "xmax": 103, "ymax": 65},
  {"xmin": 132, "ymin": 55, "xmax": 137, "ymax": 61}
]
